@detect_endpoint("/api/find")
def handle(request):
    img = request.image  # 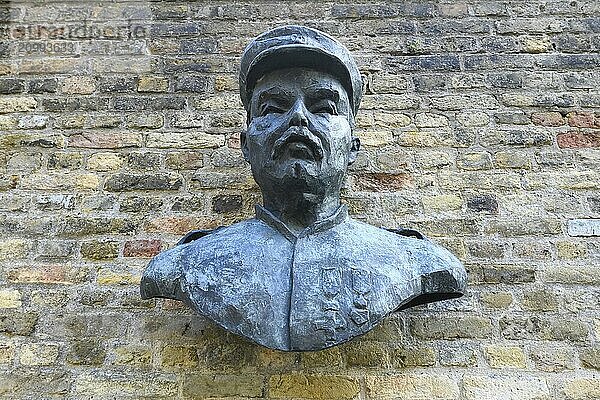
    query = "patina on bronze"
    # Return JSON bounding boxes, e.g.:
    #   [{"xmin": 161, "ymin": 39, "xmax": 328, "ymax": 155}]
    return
[{"xmin": 141, "ymin": 25, "xmax": 467, "ymax": 351}]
